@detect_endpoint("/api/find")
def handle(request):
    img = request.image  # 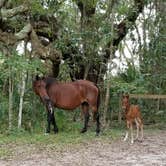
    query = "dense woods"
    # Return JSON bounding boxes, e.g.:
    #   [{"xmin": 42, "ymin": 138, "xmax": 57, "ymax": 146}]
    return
[{"xmin": 0, "ymin": 0, "xmax": 165, "ymax": 133}]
